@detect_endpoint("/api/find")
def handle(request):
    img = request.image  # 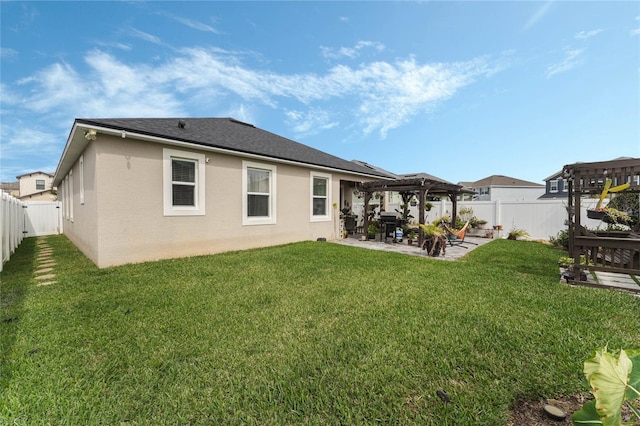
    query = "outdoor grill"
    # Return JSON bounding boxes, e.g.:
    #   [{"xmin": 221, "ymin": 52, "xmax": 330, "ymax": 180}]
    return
[{"xmin": 379, "ymin": 211, "xmax": 401, "ymax": 241}]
